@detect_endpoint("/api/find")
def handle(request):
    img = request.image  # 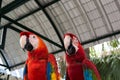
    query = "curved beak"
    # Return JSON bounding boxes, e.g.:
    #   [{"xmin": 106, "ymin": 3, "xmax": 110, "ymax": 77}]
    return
[
  {"xmin": 24, "ymin": 38, "xmax": 33, "ymax": 51},
  {"xmin": 66, "ymin": 39, "xmax": 76, "ymax": 55}
]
